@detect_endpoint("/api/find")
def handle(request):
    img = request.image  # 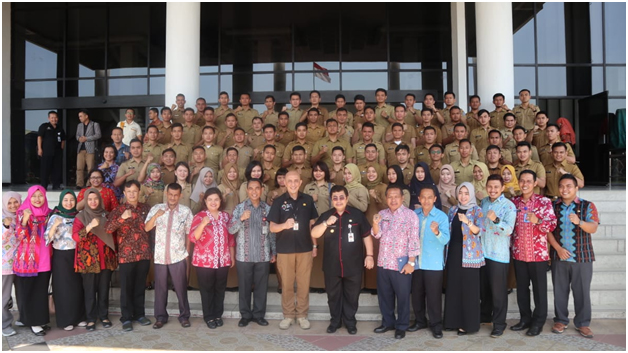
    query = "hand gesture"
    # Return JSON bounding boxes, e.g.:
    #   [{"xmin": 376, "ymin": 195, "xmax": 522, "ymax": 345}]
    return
[
  {"xmin": 270, "ymin": 255, "xmax": 276, "ymax": 263},
  {"xmin": 445, "ymin": 190, "xmax": 452, "ymax": 198},
  {"xmin": 146, "ymin": 154, "xmax": 154, "ymax": 164},
  {"xmin": 311, "ymin": 194, "xmax": 318, "ymax": 202},
  {"xmin": 400, "ymin": 263, "xmax": 414, "ymax": 275},
  {"xmin": 261, "ymin": 110, "xmax": 269, "ymax": 118},
  {"xmin": 486, "ymin": 210, "xmax": 497, "ymax": 222},
  {"xmin": 457, "ymin": 212, "xmax": 470, "ymax": 225},
  {"xmin": 556, "ymin": 247, "xmax": 572, "ymax": 260},
  {"xmin": 533, "ymin": 124, "xmax": 540, "ymax": 132},
  {"xmin": 558, "ymin": 167, "xmax": 568, "ymax": 175},
  {"xmin": 234, "ymin": 106, "xmax": 242, "ymax": 113},
  {"xmin": 373, "ymin": 213, "xmax": 382, "ymax": 225},
  {"xmin": 123, "ymin": 151, "xmax": 130, "ymax": 159},
  {"xmin": 320, "ymin": 145, "xmax": 328, "ymax": 154},
  {"xmin": 3, "ymin": 217, "xmax": 12, "ymax": 227},
  {"xmin": 330, "ymin": 171, "xmax": 336, "ymax": 180},
  {"xmin": 121, "ymin": 209, "xmax": 133, "ymax": 220},
  {"xmin": 193, "ymin": 165, "xmax": 202, "ymax": 176},
  {"xmin": 145, "ymin": 187, "xmax": 154, "ymax": 196},
  {"xmin": 326, "ymin": 215, "xmax": 338, "ymax": 226},
  {"xmin": 224, "ymin": 187, "xmax": 232, "ymax": 195},
  {"xmin": 568, "ymin": 213, "xmax": 581, "ymax": 225},
  {"xmin": 364, "ymin": 256, "xmax": 374, "ymax": 269},
  {"xmin": 53, "ymin": 217, "xmax": 63, "ymax": 227},
  {"xmin": 508, "ymin": 186, "xmax": 515, "ymax": 195},
  {"xmin": 125, "ymin": 169, "xmax": 135, "ymax": 177},
  {"xmin": 527, "ymin": 212, "xmax": 539, "ymax": 224},
  {"xmin": 502, "ymin": 103, "xmax": 510, "ymax": 111},
  {"xmin": 281, "ymin": 106, "xmax": 287, "ymax": 112},
  {"xmin": 88, "ymin": 218, "xmax": 99, "ymax": 231},
  {"xmin": 240, "ymin": 210, "xmax": 251, "ymax": 221},
  {"xmin": 253, "ymin": 148, "xmax": 261, "ymax": 157},
  {"xmin": 263, "ymin": 173, "xmax": 271, "ymax": 182},
  {"xmin": 312, "ymin": 248, "xmax": 317, "ymax": 258},
  {"xmin": 284, "ymin": 218, "xmax": 295, "ymax": 230},
  {"xmin": 202, "ymin": 216, "xmax": 211, "ymax": 225},
  {"xmin": 369, "ymin": 189, "xmax": 377, "ymax": 199},
  {"xmin": 155, "ymin": 209, "xmax": 166, "ymax": 218},
  {"xmin": 381, "ymin": 110, "xmax": 388, "ymax": 118},
  {"xmin": 430, "ymin": 221, "xmax": 439, "ymax": 234},
  {"xmin": 23, "ymin": 209, "xmax": 32, "ymax": 219}
]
